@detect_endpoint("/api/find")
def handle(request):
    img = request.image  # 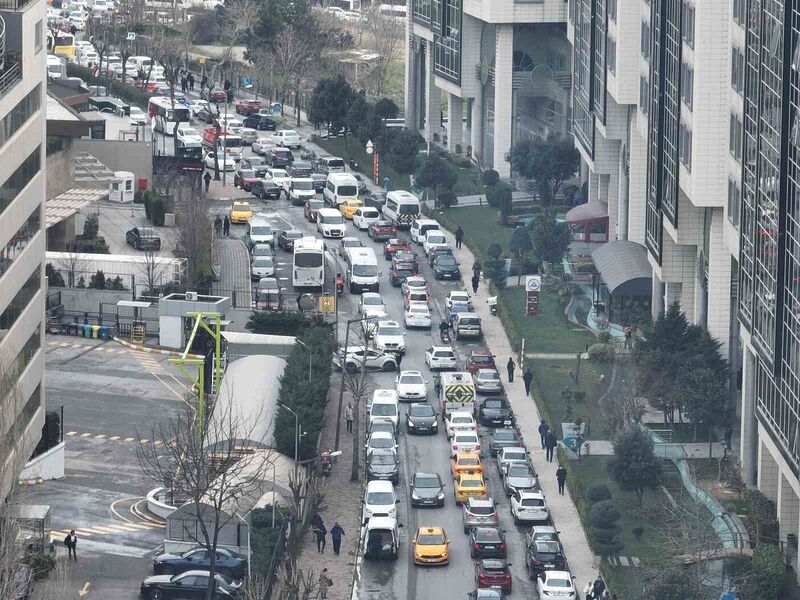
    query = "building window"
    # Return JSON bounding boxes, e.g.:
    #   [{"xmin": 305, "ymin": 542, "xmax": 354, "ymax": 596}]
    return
[
  {"xmin": 730, "ymin": 112, "xmax": 743, "ymax": 162},
  {"xmin": 732, "ymin": 0, "xmax": 745, "ymax": 26},
  {"xmin": 546, "ymin": 49, "xmax": 566, "ymax": 72},
  {"xmin": 680, "ymin": 62, "xmax": 693, "ymax": 109},
  {"xmin": 413, "ymin": 0, "xmax": 432, "ymax": 27},
  {"xmin": 608, "ymin": 38, "xmax": 617, "ymax": 74},
  {"xmin": 432, "ymin": 0, "xmax": 461, "ymax": 84},
  {"xmin": 0, "ymin": 207, "xmax": 40, "ymax": 279},
  {"xmin": 641, "ymin": 21, "xmax": 651, "ymax": 60},
  {"xmin": 34, "ymin": 20, "xmax": 43, "ymax": 53},
  {"xmin": 0, "ymin": 385, "xmax": 41, "ymax": 457},
  {"xmin": 0, "ymin": 267, "xmax": 41, "ymax": 343},
  {"xmin": 640, "ymin": 75, "xmax": 649, "ymax": 115},
  {"xmin": 0, "ymin": 148, "xmax": 41, "ymax": 222},
  {"xmin": 608, "ymin": 0, "xmax": 616, "ymax": 21},
  {"xmin": 731, "ymin": 46, "xmax": 745, "ymax": 94},
  {"xmin": 569, "ymin": 0, "xmax": 576, "ymax": 23},
  {"xmin": 728, "ymin": 179, "xmax": 741, "ymax": 227},
  {"xmin": 681, "ymin": 2, "xmax": 695, "ymax": 48},
  {"xmin": 679, "ymin": 123, "xmax": 692, "ymax": 171},
  {"xmin": 0, "ymin": 85, "xmax": 42, "ymax": 151},
  {"xmin": 16, "ymin": 324, "xmax": 41, "ymax": 375}
]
